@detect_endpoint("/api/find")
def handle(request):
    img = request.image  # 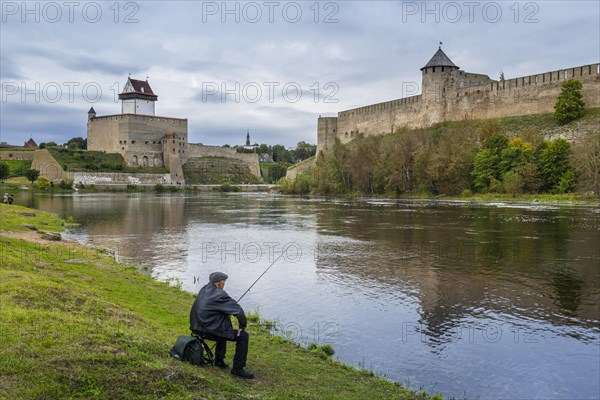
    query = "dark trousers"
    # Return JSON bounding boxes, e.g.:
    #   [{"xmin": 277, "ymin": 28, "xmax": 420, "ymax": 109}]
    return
[{"xmin": 195, "ymin": 330, "xmax": 249, "ymax": 370}]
